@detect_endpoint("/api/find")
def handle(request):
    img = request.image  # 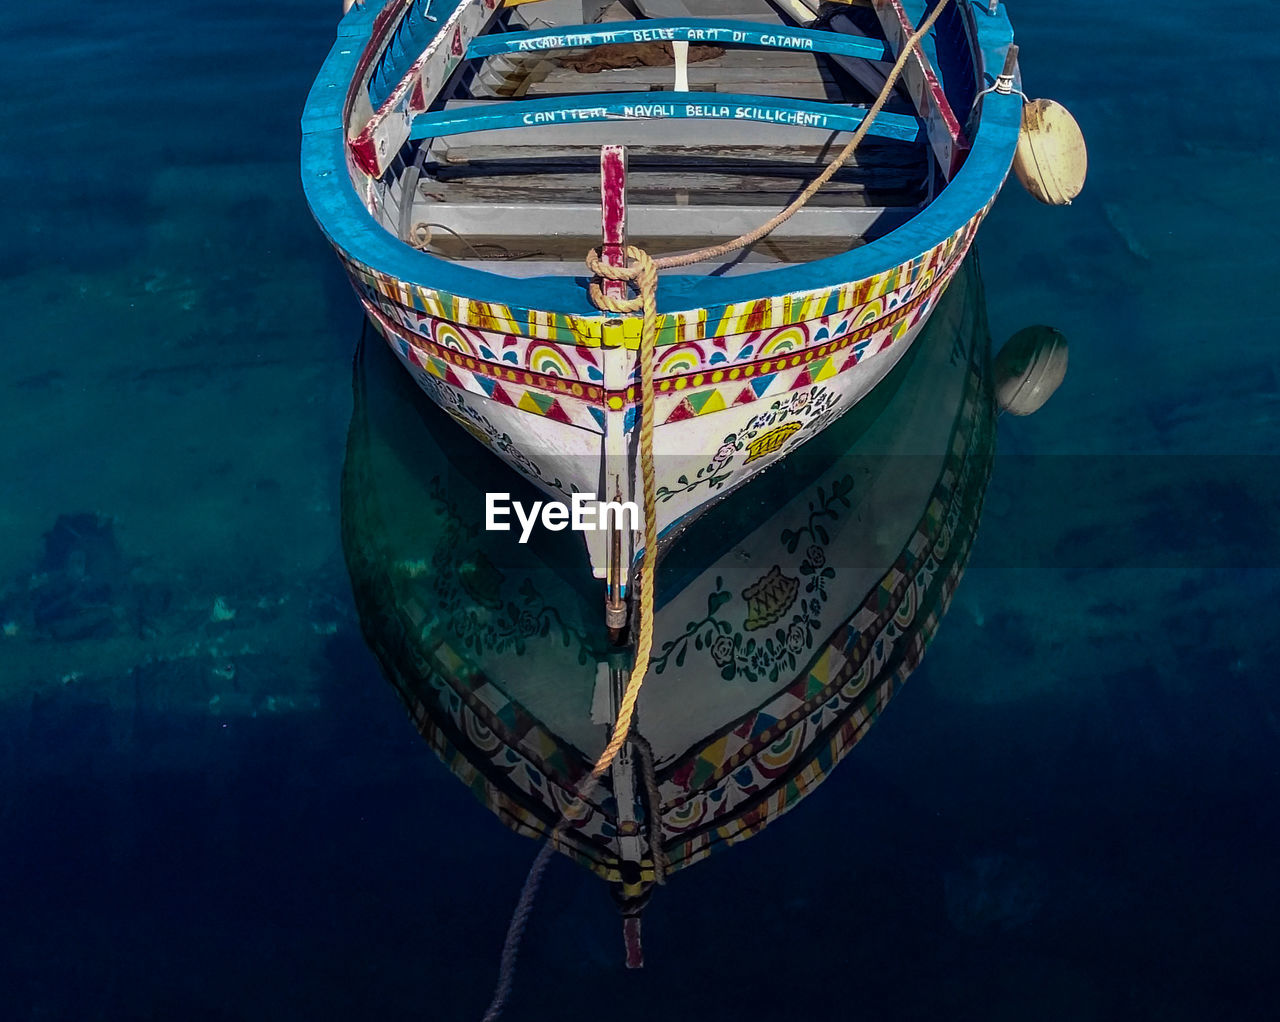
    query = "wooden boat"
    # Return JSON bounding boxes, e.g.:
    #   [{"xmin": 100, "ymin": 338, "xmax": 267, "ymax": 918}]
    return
[
  {"xmin": 341, "ymin": 250, "xmax": 995, "ymax": 961},
  {"xmin": 303, "ymin": 0, "xmax": 1025, "ymax": 599}
]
